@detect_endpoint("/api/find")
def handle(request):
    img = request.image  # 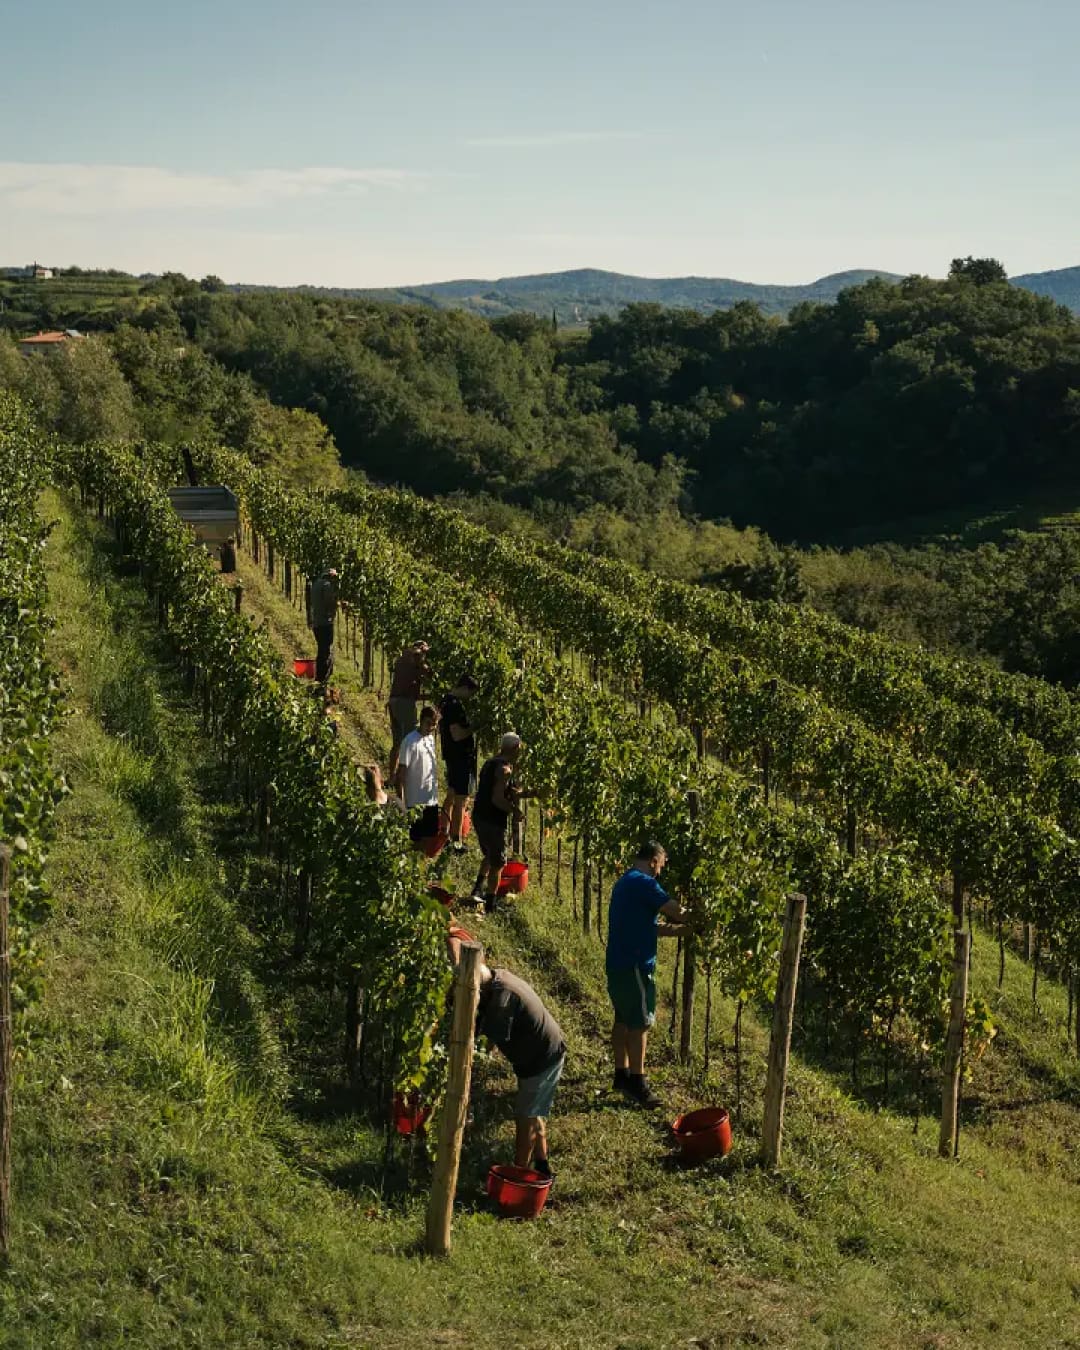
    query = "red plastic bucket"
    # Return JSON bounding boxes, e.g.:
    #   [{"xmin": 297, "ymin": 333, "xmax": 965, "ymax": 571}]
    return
[
  {"xmin": 419, "ymin": 811, "xmax": 472, "ymax": 858},
  {"xmin": 293, "ymin": 658, "xmax": 317, "ymax": 679},
  {"xmin": 672, "ymin": 1106, "xmax": 732, "ymax": 1163},
  {"xmin": 419, "ymin": 832, "xmax": 445, "ymax": 859},
  {"xmin": 392, "ymin": 1091, "xmax": 430, "ymax": 1137},
  {"xmin": 486, "ymin": 1164, "xmax": 552, "ymax": 1218},
  {"xmin": 497, "ymin": 860, "xmax": 529, "ymax": 896}
]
